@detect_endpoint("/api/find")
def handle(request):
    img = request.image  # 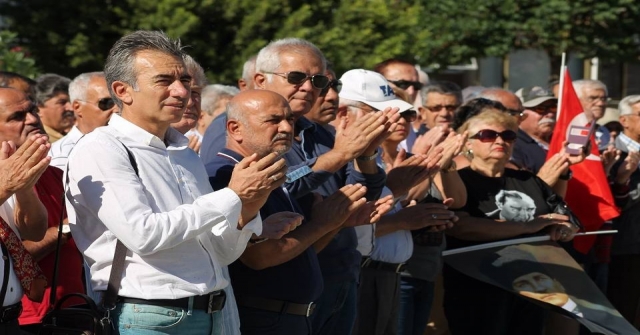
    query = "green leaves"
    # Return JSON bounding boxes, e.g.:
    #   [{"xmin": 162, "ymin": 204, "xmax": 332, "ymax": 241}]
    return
[
  {"xmin": 0, "ymin": 30, "xmax": 39, "ymax": 78},
  {"xmin": 0, "ymin": 0, "xmax": 638, "ymax": 82}
]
